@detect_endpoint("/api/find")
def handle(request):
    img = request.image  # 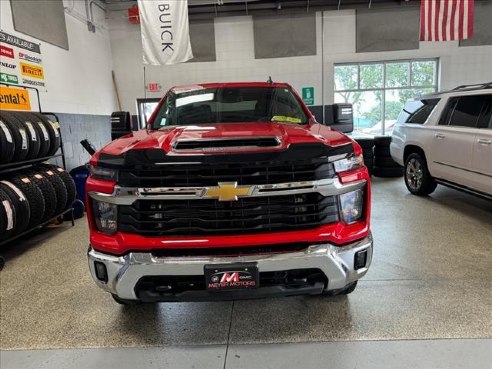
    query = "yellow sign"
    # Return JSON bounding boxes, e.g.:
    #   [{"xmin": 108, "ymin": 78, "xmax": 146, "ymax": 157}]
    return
[
  {"xmin": 0, "ymin": 86, "xmax": 31, "ymax": 111},
  {"xmin": 19, "ymin": 61, "xmax": 44, "ymax": 79},
  {"xmin": 205, "ymin": 182, "xmax": 251, "ymax": 202}
]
